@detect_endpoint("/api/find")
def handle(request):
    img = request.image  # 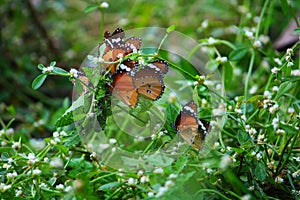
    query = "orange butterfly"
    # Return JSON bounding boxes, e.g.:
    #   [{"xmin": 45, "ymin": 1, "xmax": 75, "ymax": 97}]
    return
[
  {"xmin": 175, "ymin": 101, "xmax": 210, "ymax": 150},
  {"xmin": 101, "ymin": 28, "xmax": 141, "ymax": 73},
  {"xmin": 109, "ymin": 59, "xmax": 168, "ymax": 107}
]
